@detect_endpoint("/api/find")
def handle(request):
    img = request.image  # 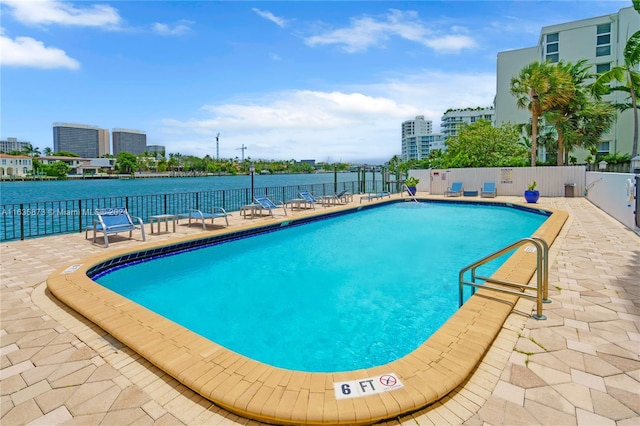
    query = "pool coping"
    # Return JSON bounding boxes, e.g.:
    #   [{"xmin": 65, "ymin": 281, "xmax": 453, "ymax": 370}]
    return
[{"xmin": 46, "ymin": 198, "xmax": 569, "ymax": 425}]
